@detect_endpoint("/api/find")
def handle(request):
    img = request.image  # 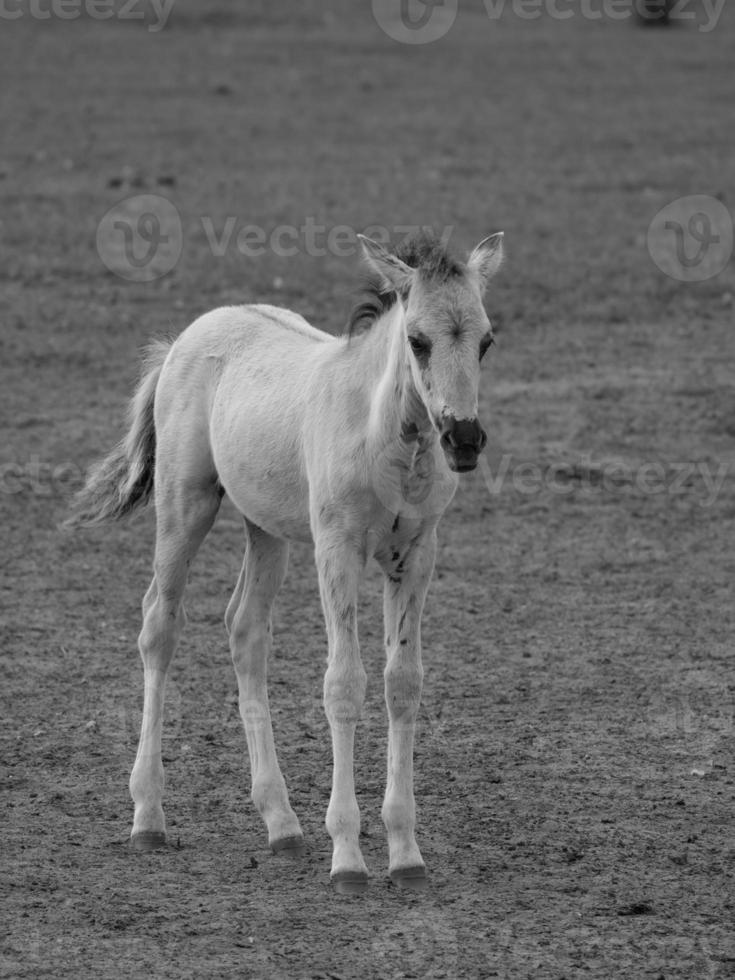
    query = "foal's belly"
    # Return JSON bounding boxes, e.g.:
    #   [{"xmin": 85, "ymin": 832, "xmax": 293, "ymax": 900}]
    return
[
  {"xmin": 210, "ymin": 377, "xmax": 314, "ymax": 544},
  {"xmin": 212, "ymin": 421, "xmax": 313, "ymax": 543},
  {"xmin": 224, "ymin": 475, "xmax": 313, "ymax": 544}
]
